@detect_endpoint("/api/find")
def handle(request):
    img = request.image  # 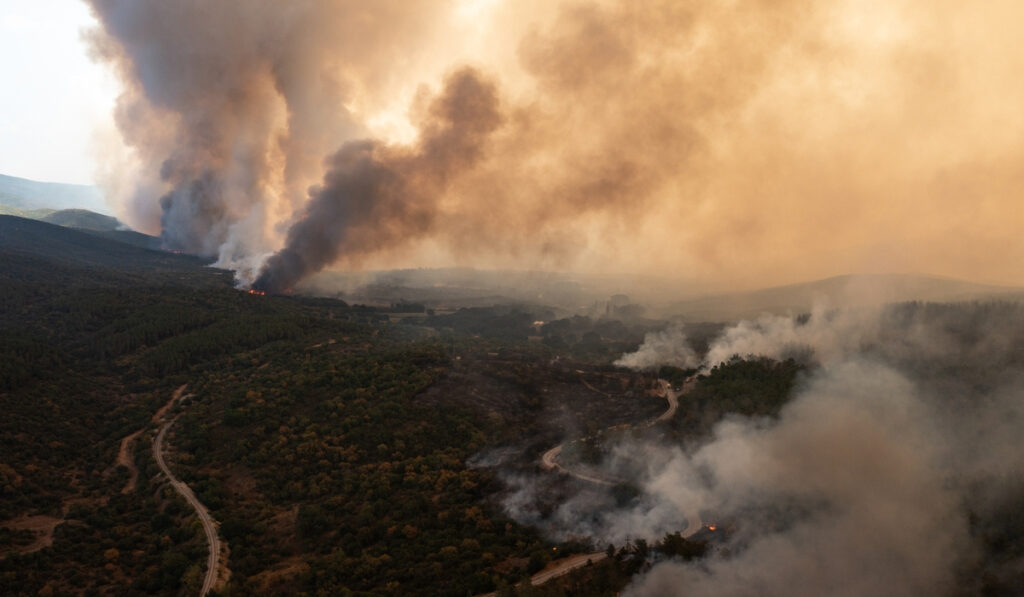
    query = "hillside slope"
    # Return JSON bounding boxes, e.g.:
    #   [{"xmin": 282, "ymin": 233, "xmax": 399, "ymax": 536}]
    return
[
  {"xmin": 41, "ymin": 208, "xmax": 121, "ymax": 231},
  {"xmin": 0, "ymin": 214, "xmax": 582, "ymax": 597},
  {"xmin": 0, "ymin": 215, "xmax": 226, "ymax": 286}
]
